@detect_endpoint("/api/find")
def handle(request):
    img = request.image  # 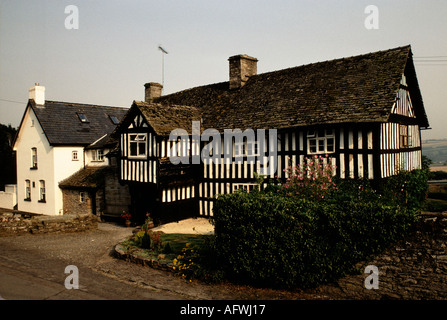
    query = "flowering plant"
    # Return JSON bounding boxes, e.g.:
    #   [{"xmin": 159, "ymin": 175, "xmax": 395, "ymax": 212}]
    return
[
  {"xmin": 283, "ymin": 154, "xmax": 336, "ymax": 201},
  {"xmin": 121, "ymin": 211, "xmax": 132, "ymax": 221}
]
